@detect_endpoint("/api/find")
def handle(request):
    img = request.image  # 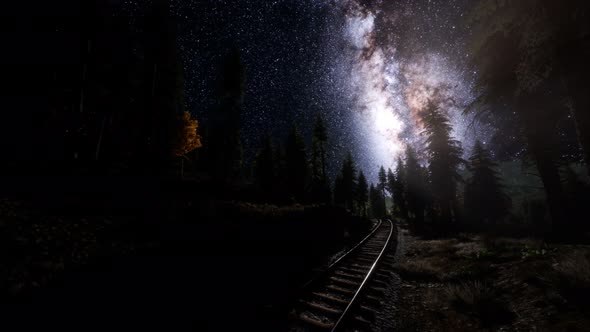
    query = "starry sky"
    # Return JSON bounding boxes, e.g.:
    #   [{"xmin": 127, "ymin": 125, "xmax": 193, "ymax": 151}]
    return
[{"xmin": 124, "ymin": 0, "xmax": 494, "ymax": 182}]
